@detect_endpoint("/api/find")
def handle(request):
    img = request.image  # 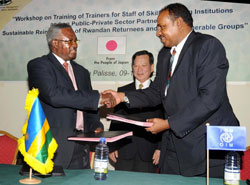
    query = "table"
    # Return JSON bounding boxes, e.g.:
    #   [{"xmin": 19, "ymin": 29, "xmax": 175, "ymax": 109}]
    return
[{"xmin": 0, "ymin": 164, "xmax": 246, "ymax": 185}]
